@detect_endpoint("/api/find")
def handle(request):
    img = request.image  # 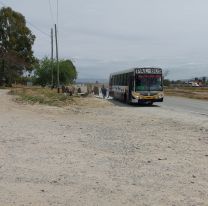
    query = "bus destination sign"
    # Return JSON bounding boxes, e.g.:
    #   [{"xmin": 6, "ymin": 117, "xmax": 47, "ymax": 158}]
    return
[{"xmin": 135, "ymin": 68, "xmax": 162, "ymax": 74}]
